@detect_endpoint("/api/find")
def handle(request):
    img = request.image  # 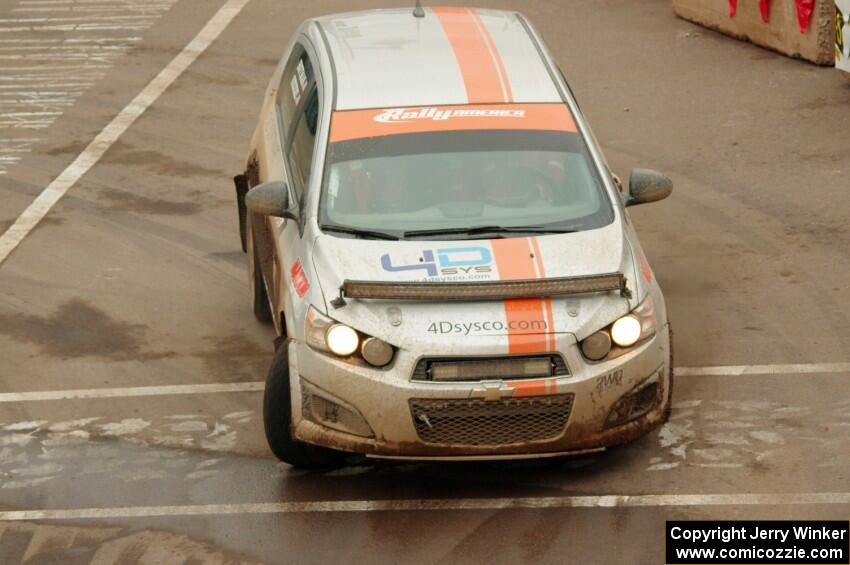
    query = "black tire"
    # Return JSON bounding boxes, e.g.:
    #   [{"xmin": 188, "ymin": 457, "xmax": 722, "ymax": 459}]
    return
[
  {"xmin": 246, "ymin": 219, "xmax": 272, "ymax": 323},
  {"xmin": 662, "ymin": 320, "xmax": 674, "ymax": 423},
  {"xmin": 263, "ymin": 344, "xmax": 344, "ymax": 468},
  {"xmin": 234, "ymin": 173, "xmax": 249, "ymax": 253}
]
